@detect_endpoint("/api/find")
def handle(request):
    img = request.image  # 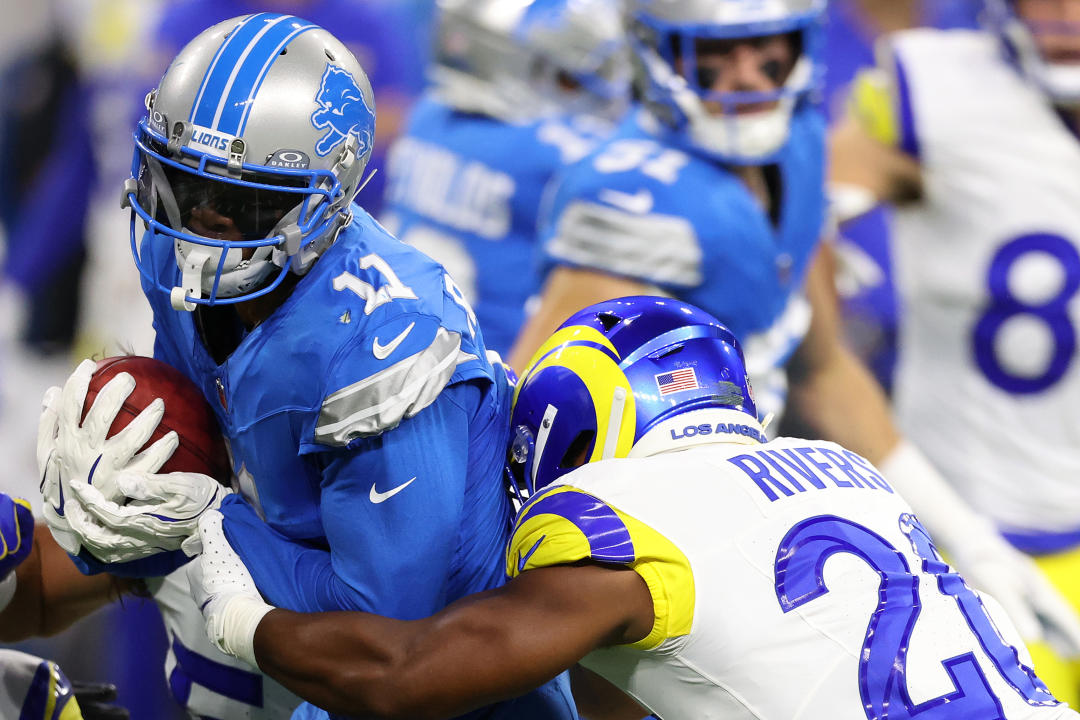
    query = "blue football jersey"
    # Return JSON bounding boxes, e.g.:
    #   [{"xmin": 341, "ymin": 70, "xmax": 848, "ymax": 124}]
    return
[
  {"xmin": 382, "ymin": 94, "xmax": 610, "ymax": 355},
  {"xmin": 141, "ymin": 207, "xmax": 578, "ymax": 719},
  {"xmin": 539, "ymin": 106, "xmax": 827, "ymax": 417}
]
